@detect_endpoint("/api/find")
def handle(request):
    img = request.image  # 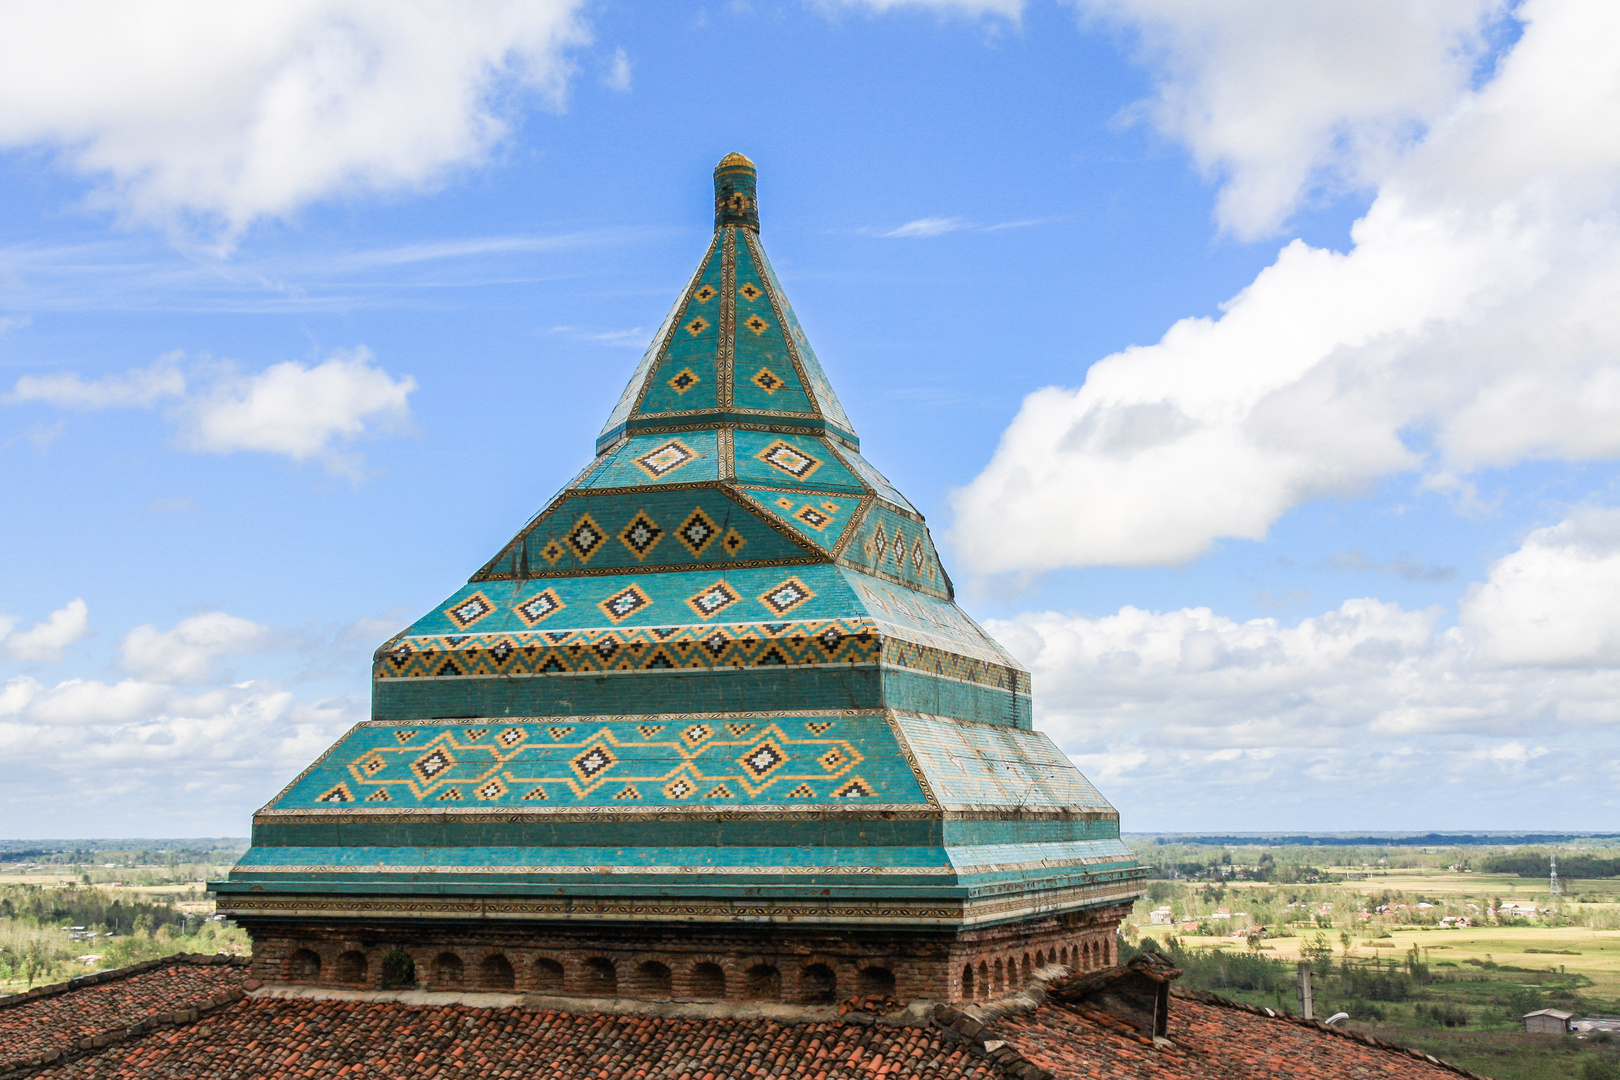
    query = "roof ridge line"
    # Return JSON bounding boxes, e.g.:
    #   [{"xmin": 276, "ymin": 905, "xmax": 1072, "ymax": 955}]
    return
[{"xmin": 1169, "ymin": 986, "xmax": 1492, "ymax": 1079}]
